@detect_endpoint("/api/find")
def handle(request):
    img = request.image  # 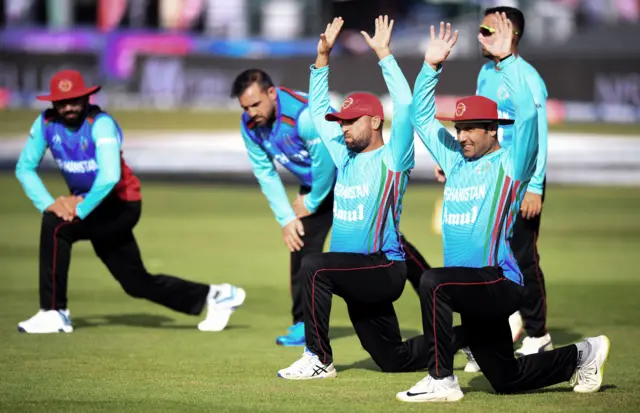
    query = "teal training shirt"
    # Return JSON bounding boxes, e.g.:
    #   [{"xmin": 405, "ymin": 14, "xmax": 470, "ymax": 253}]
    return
[
  {"xmin": 308, "ymin": 55, "xmax": 415, "ymax": 261},
  {"xmin": 412, "ymin": 56, "xmax": 539, "ymax": 284}
]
